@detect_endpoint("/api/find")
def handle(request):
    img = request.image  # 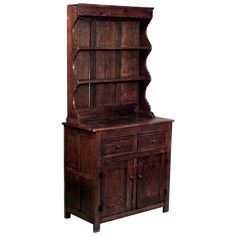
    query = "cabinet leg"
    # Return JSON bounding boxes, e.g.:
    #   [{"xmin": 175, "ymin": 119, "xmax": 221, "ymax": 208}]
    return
[
  {"xmin": 163, "ymin": 204, "xmax": 169, "ymax": 213},
  {"xmin": 93, "ymin": 222, "xmax": 100, "ymax": 233},
  {"xmin": 64, "ymin": 211, "xmax": 71, "ymax": 218}
]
